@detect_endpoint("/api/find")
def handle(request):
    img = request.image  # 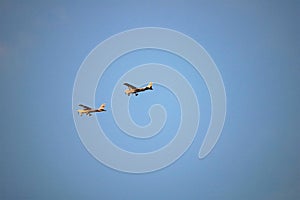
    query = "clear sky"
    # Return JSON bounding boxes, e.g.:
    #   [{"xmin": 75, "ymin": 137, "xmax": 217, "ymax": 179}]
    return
[{"xmin": 0, "ymin": 0, "xmax": 299, "ymax": 199}]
